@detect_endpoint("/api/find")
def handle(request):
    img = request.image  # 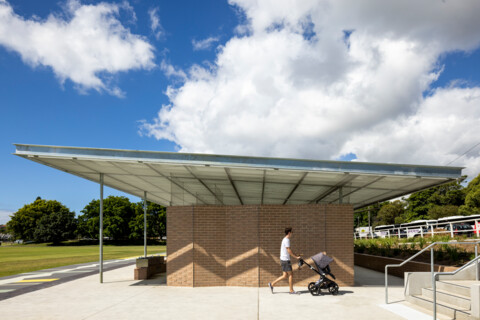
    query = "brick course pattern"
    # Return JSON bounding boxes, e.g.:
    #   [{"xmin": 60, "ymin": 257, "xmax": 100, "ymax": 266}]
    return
[{"xmin": 167, "ymin": 204, "xmax": 354, "ymax": 287}]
